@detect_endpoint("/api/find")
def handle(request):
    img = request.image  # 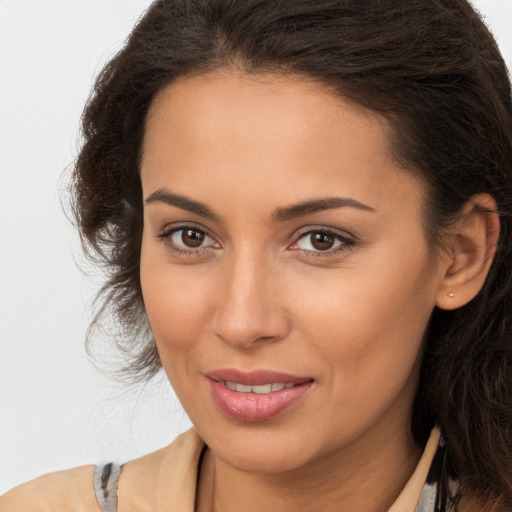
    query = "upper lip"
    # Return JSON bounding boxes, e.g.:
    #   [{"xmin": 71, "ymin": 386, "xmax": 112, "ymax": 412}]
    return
[{"xmin": 205, "ymin": 368, "xmax": 313, "ymax": 386}]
